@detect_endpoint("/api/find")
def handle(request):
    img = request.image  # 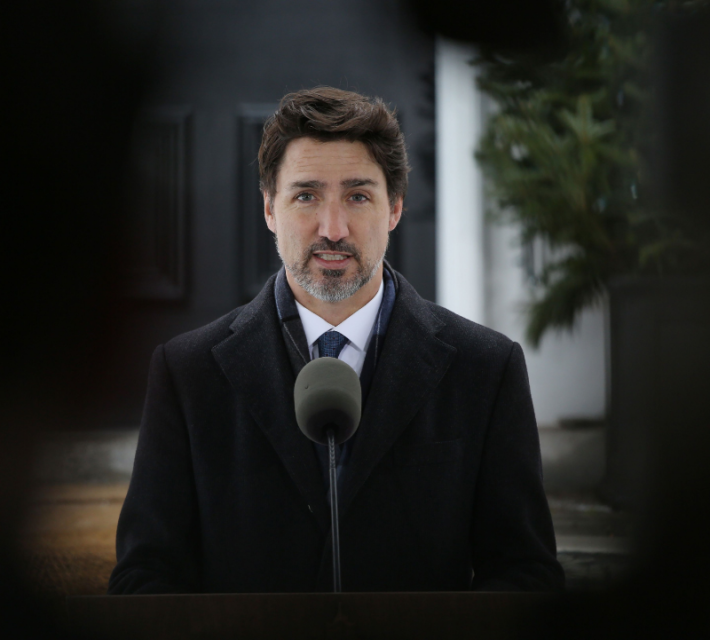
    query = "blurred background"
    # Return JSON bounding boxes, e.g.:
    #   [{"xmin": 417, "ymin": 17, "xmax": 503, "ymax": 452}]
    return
[{"xmin": 7, "ymin": 0, "xmax": 710, "ymax": 633}]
